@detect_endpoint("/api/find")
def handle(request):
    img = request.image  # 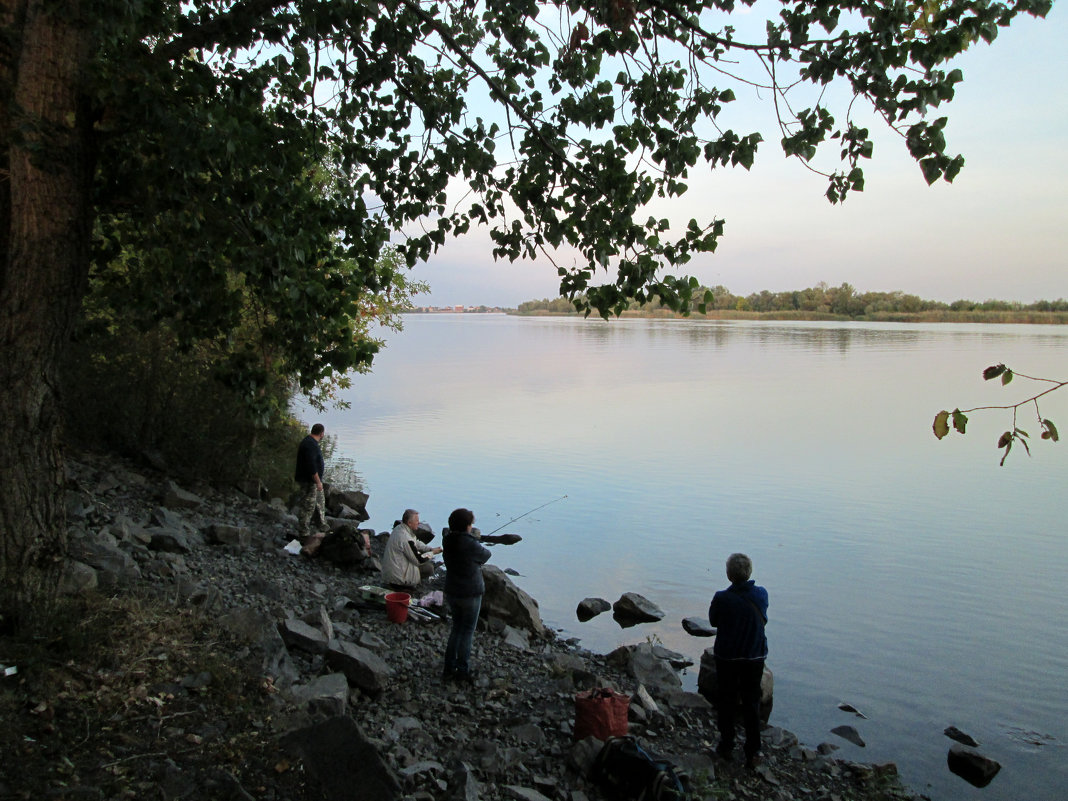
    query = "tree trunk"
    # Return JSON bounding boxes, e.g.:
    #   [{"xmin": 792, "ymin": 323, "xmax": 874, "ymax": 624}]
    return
[{"xmin": 0, "ymin": 0, "xmax": 92, "ymax": 631}]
